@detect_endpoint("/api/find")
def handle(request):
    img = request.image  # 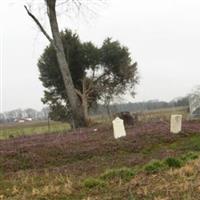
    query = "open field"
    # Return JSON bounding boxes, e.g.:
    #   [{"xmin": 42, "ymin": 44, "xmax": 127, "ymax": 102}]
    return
[
  {"xmin": 1, "ymin": 118, "xmax": 200, "ymax": 199},
  {"xmin": 138, "ymin": 106, "xmax": 189, "ymax": 122},
  {"xmin": 93, "ymin": 106, "xmax": 189, "ymax": 124},
  {"xmin": 0, "ymin": 121, "xmax": 70, "ymax": 140},
  {"xmin": 0, "ymin": 106, "xmax": 189, "ymax": 140}
]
